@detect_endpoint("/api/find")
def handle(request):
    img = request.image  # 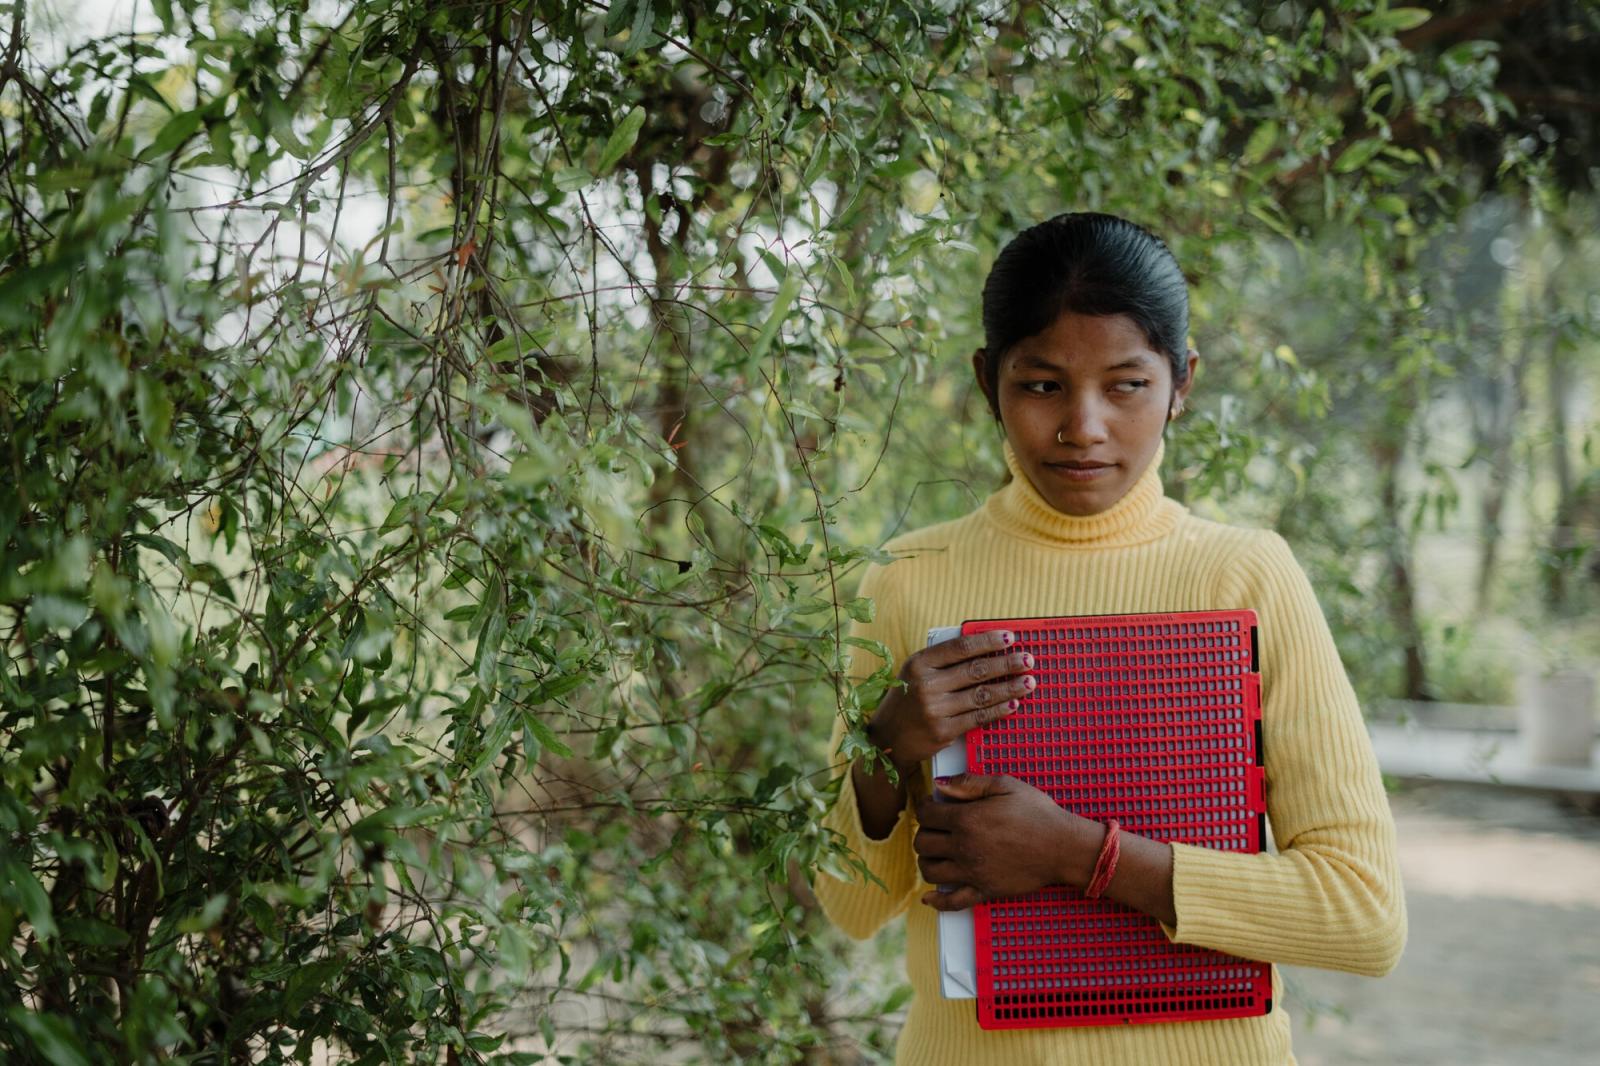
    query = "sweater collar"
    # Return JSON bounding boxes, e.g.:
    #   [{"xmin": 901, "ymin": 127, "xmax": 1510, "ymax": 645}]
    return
[{"xmin": 982, "ymin": 437, "xmax": 1179, "ymax": 547}]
